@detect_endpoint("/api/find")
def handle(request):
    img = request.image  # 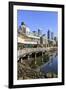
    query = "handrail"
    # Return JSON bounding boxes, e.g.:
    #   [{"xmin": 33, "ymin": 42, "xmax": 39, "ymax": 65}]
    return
[{"xmin": 18, "ymin": 47, "xmax": 57, "ymax": 58}]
